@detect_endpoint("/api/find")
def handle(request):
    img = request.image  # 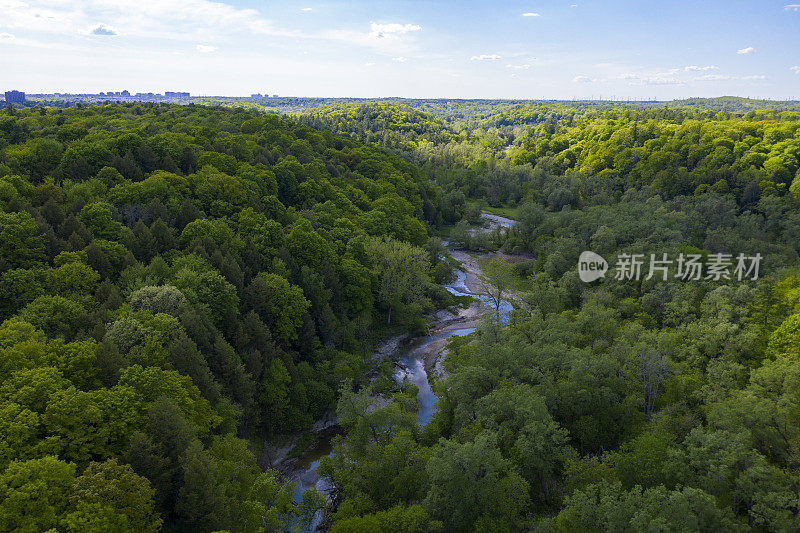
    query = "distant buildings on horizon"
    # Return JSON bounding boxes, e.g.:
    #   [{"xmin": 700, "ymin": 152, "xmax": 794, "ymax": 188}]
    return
[
  {"xmin": 24, "ymin": 90, "xmax": 193, "ymax": 102},
  {"xmin": 100, "ymin": 90, "xmax": 131, "ymax": 97},
  {"xmin": 96, "ymin": 90, "xmax": 189, "ymax": 99},
  {"xmin": 3, "ymin": 90, "xmax": 286, "ymax": 104},
  {"xmin": 4, "ymin": 90, "xmax": 25, "ymax": 103}
]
